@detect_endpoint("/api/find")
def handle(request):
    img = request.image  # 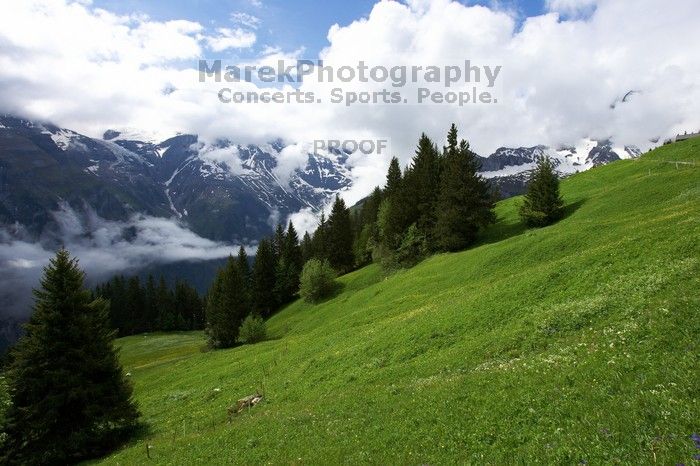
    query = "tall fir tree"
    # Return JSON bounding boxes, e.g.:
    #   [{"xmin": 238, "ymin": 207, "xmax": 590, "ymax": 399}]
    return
[
  {"xmin": 144, "ymin": 274, "xmax": 158, "ymax": 332},
  {"xmin": 205, "ymin": 256, "xmax": 248, "ymax": 348},
  {"xmin": 405, "ymin": 133, "xmax": 441, "ymax": 241},
  {"xmin": 327, "ymin": 196, "xmax": 354, "ymax": 273},
  {"xmin": 274, "ymin": 221, "xmax": 303, "ymax": 304},
  {"xmin": 237, "ymin": 245, "xmax": 251, "ymax": 282},
  {"xmin": 313, "ymin": 212, "xmax": 330, "ymax": 261},
  {"xmin": 519, "ymin": 156, "xmax": 564, "ymax": 227},
  {"xmin": 354, "ymin": 187, "xmax": 382, "ymax": 266},
  {"xmin": 271, "ymin": 223, "xmax": 286, "ymax": 261},
  {"xmin": 378, "ymin": 157, "xmax": 410, "ymax": 252},
  {"xmin": 434, "ymin": 130, "xmax": 496, "ymax": 251},
  {"xmin": 126, "ymin": 276, "xmax": 144, "ymax": 334},
  {"xmin": 252, "ymin": 238, "xmax": 278, "ymax": 317},
  {"xmin": 1, "ymin": 249, "xmax": 139, "ymax": 464},
  {"xmin": 385, "ymin": 156, "xmax": 402, "ymax": 197},
  {"xmin": 301, "ymin": 231, "xmax": 313, "ymax": 263},
  {"xmin": 107, "ymin": 276, "xmax": 126, "ymax": 333},
  {"xmin": 156, "ymin": 276, "xmax": 174, "ymax": 330},
  {"xmin": 444, "ymin": 123, "xmax": 459, "ymax": 158}
]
